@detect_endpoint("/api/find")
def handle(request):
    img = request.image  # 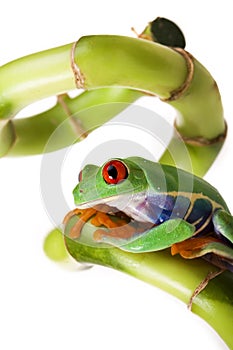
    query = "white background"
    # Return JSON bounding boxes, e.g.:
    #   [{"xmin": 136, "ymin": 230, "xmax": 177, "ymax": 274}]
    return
[{"xmin": 1, "ymin": 1, "xmax": 233, "ymax": 349}]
